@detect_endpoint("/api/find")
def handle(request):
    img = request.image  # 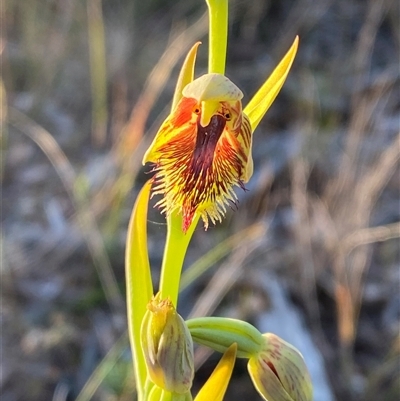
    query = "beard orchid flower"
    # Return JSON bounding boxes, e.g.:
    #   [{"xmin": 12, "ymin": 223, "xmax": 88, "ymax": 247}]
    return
[
  {"xmin": 143, "ymin": 73, "xmax": 252, "ymax": 233},
  {"xmin": 143, "ymin": 37, "xmax": 298, "ymax": 233},
  {"xmin": 125, "ymin": 1, "xmax": 309, "ymax": 400}
]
